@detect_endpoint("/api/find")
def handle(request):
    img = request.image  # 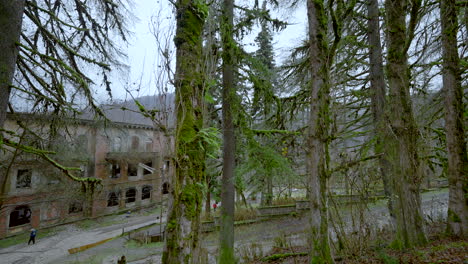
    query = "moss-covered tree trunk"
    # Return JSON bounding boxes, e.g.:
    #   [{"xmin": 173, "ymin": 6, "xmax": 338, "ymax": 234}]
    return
[
  {"xmin": 384, "ymin": 0, "xmax": 427, "ymax": 248},
  {"xmin": 0, "ymin": 0, "xmax": 25, "ymax": 209},
  {"xmin": 0, "ymin": 0, "xmax": 24, "ymax": 129},
  {"xmin": 162, "ymin": 1, "xmax": 208, "ymax": 263},
  {"xmin": 367, "ymin": 0, "xmax": 394, "ymax": 224},
  {"xmin": 306, "ymin": 0, "xmax": 333, "ymax": 262},
  {"xmin": 439, "ymin": 0, "xmax": 468, "ymax": 238},
  {"xmin": 219, "ymin": 0, "xmax": 236, "ymax": 262}
]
